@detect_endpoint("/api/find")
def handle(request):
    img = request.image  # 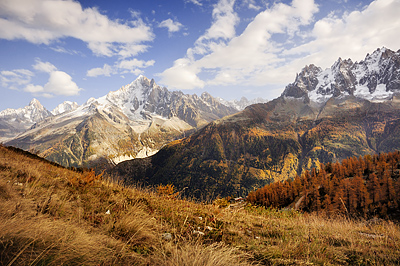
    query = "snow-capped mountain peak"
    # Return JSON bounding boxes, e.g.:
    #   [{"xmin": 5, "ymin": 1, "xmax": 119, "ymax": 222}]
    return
[
  {"xmin": 282, "ymin": 47, "xmax": 400, "ymax": 103},
  {"xmin": 216, "ymin": 96, "xmax": 268, "ymax": 111},
  {"xmin": 105, "ymin": 75, "xmax": 159, "ymax": 120},
  {"xmin": 52, "ymin": 101, "xmax": 79, "ymax": 115},
  {"xmin": 0, "ymin": 98, "xmax": 53, "ymax": 141},
  {"xmin": 0, "ymin": 98, "xmax": 51, "ymax": 123},
  {"xmin": 29, "ymin": 98, "xmax": 42, "ymax": 107}
]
